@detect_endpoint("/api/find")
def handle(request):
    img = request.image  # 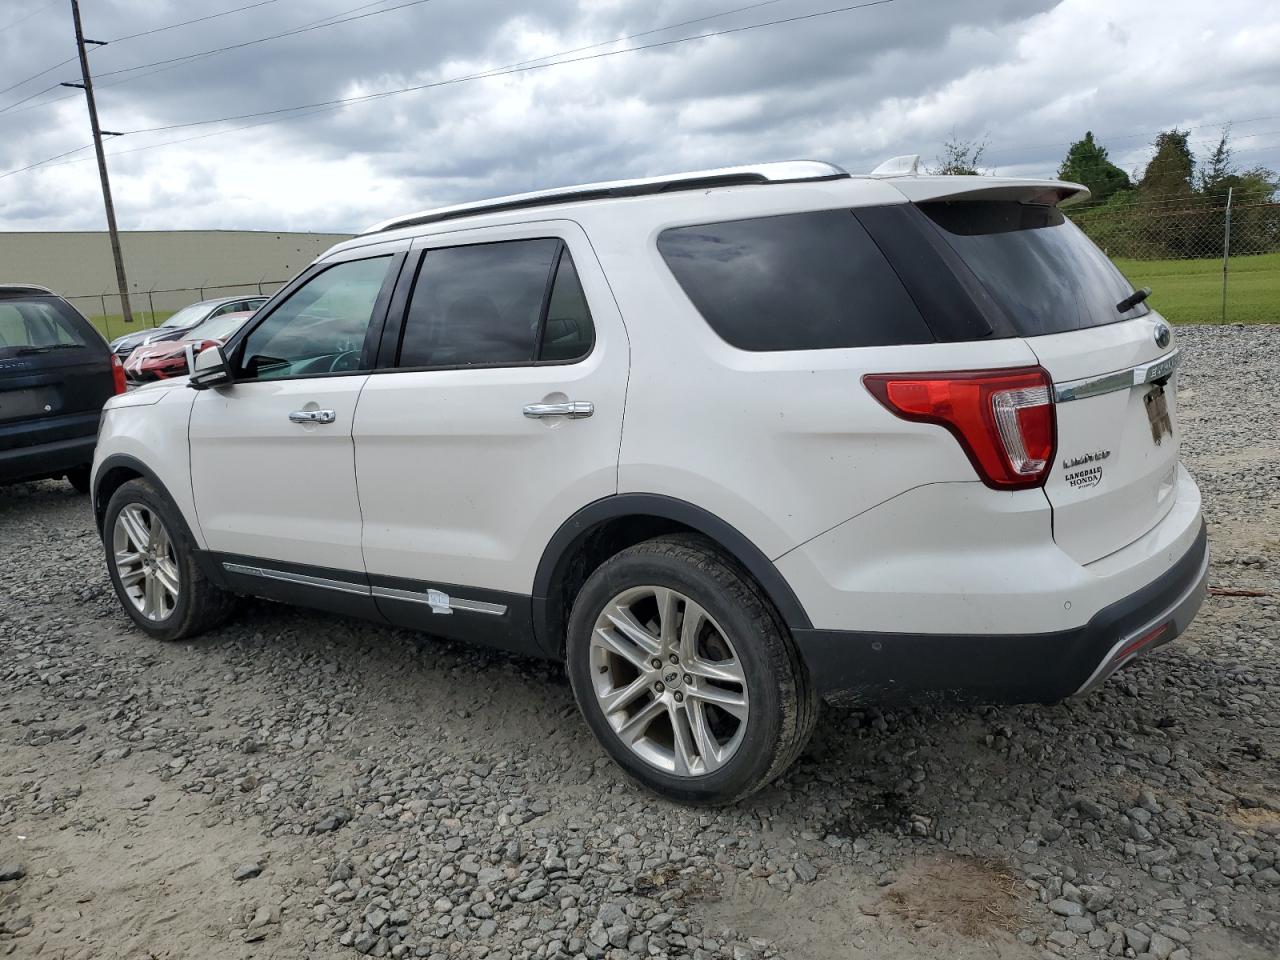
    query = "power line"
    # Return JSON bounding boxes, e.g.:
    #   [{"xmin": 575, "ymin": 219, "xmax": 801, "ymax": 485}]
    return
[
  {"xmin": 109, "ymin": 0, "xmax": 287, "ymax": 44},
  {"xmin": 72, "ymin": 0, "xmax": 790, "ymax": 123},
  {"xmin": 0, "ymin": 0, "xmax": 291, "ymax": 107},
  {"xmin": 91, "ymin": 0, "xmax": 440, "ymax": 81},
  {"xmin": 0, "ymin": 0, "xmax": 781, "ymax": 122},
  {"xmin": 121, "ymin": 0, "xmax": 902, "ymax": 138},
  {"xmin": 0, "ymin": 0, "xmax": 900, "ymax": 179},
  {"xmin": 0, "ymin": 139, "xmax": 93, "ymax": 180},
  {"xmin": 0, "ymin": 56, "xmax": 76, "ymax": 100},
  {"xmin": 0, "ymin": 0, "xmax": 57, "ymax": 34}
]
